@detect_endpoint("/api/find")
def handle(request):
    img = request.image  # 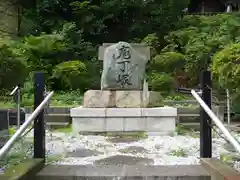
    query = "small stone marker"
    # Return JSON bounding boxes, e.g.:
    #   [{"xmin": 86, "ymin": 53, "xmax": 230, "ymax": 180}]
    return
[{"xmin": 101, "ymin": 42, "xmax": 148, "ymax": 90}]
